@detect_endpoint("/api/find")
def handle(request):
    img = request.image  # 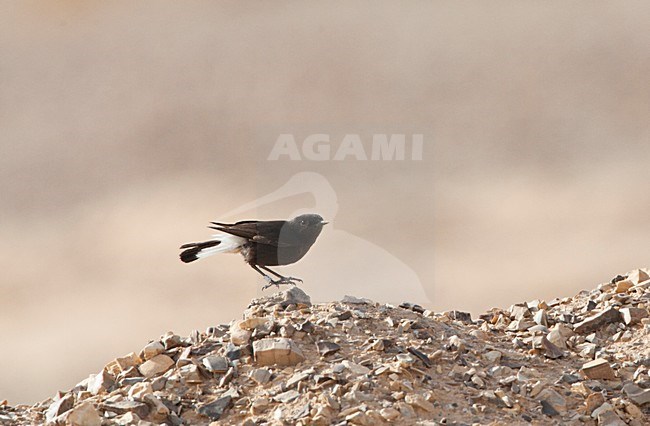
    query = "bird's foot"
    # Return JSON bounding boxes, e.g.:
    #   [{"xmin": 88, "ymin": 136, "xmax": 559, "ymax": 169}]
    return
[{"xmin": 261, "ymin": 276, "xmax": 302, "ymax": 291}]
